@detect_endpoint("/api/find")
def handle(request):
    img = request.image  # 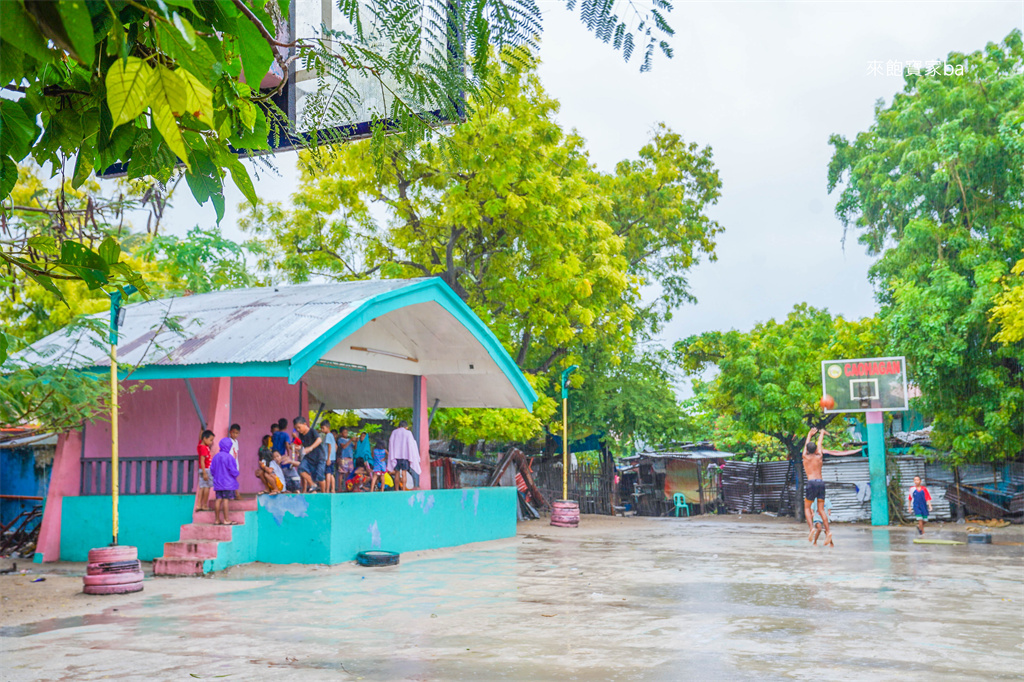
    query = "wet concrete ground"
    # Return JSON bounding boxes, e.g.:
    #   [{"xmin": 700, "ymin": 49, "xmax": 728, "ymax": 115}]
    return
[{"xmin": 1, "ymin": 516, "xmax": 1022, "ymax": 681}]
